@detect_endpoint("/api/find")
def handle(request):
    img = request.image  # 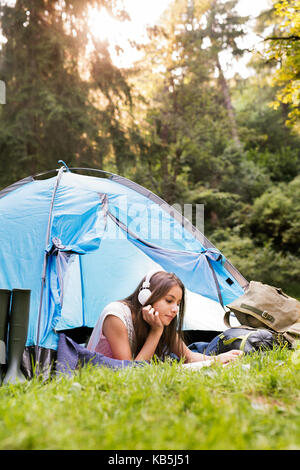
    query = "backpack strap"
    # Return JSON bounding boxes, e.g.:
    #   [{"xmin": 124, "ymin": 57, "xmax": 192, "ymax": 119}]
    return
[
  {"xmin": 240, "ymin": 303, "xmax": 275, "ymax": 324},
  {"xmin": 239, "ymin": 332, "xmax": 253, "ymax": 351},
  {"xmin": 224, "ymin": 309, "xmax": 257, "ymax": 332},
  {"xmin": 219, "ymin": 331, "xmax": 254, "ymax": 351},
  {"xmin": 224, "ymin": 310, "xmax": 232, "ymax": 328}
]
